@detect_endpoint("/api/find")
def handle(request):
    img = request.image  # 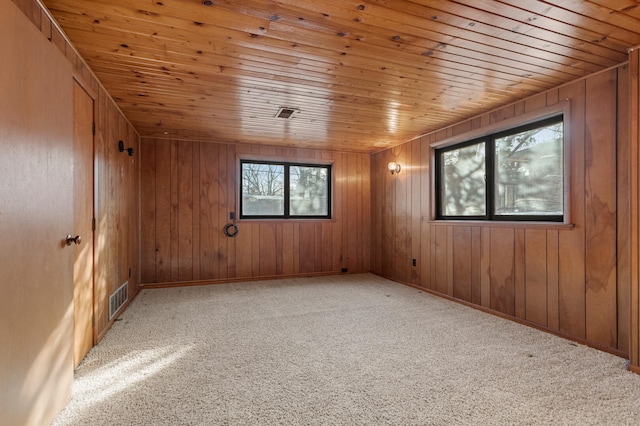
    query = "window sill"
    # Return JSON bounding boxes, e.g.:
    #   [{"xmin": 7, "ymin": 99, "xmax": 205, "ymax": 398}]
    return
[
  {"xmin": 427, "ymin": 219, "xmax": 575, "ymax": 230},
  {"xmin": 238, "ymin": 217, "xmax": 336, "ymax": 223}
]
